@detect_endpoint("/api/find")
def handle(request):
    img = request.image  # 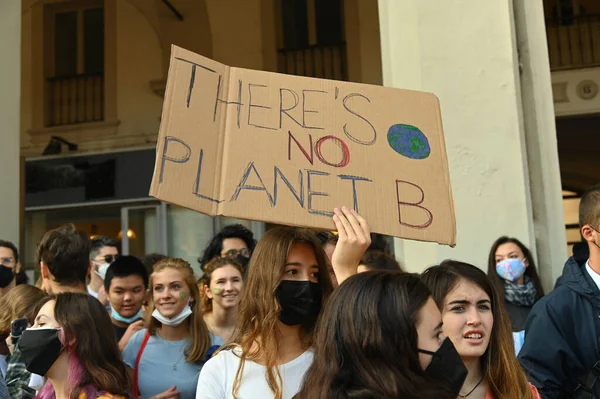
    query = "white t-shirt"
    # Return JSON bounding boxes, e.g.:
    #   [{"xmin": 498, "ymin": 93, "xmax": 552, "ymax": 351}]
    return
[
  {"xmin": 87, "ymin": 285, "xmax": 98, "ymax": 298},
  {"xmin": 586, "ymin": 260, "xmax": 600, "ymax": 291},
  {"xmin": 195, "ymin": 349, "xmax": 313, "ymax": 399}
]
